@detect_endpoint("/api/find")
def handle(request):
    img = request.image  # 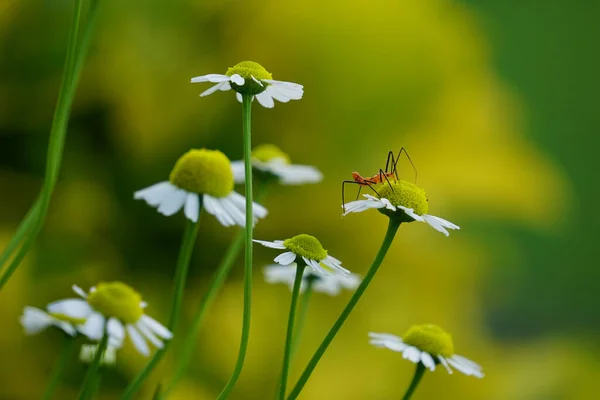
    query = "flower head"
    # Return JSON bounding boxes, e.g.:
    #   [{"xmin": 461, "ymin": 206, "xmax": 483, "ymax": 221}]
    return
[
  {"xmin": 191, "ymin": 61, "xmax": 303, "ymax": 108},
  {"xmin": 231, "ymin": 144, "xmax": 322, "ymax": 185},
  {"xmin": 263, "ymin": 263, "xmax": 361, "ymax": 296},
  {"xmin": 254, "ymin": 234, "xmax": 349, "ymax": 276},
  {"xmin": 49, "ymin": 282, "xmax": 173, "ymax": 356},
  {"xmin": 343, "ymin": 180, "xmax": 460, "ymax": 236},
  {"xmin": 80, "ymin": 344, "xmax": 117, "ymax": 366},
  {"xmin": 134, "ymin": 149, "xmax": 268, "ymax": 226},
  {"xmin": 20, "ymin": 305, "xmax": 86, "ymax": 337},
  {"xmin": 369, "ymin": 324, "xmax": 483, "ymax": 378}
]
